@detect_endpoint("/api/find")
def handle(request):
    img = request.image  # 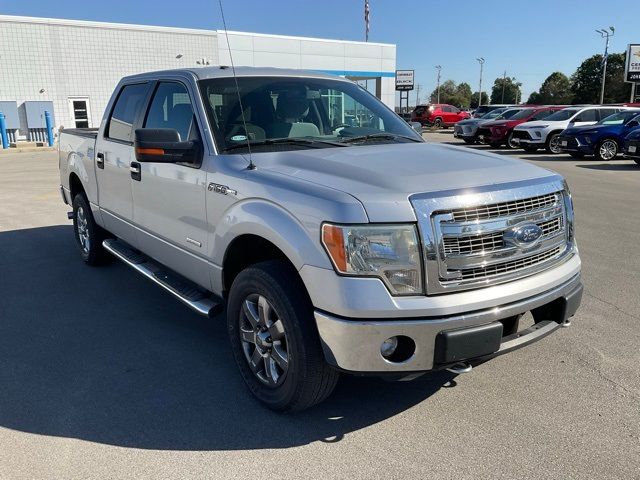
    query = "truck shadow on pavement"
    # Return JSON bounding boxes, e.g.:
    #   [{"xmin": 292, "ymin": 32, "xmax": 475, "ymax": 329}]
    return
[{"xmin": 0, "ymin": 225, "xmax": 455, "ymax": 451}]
